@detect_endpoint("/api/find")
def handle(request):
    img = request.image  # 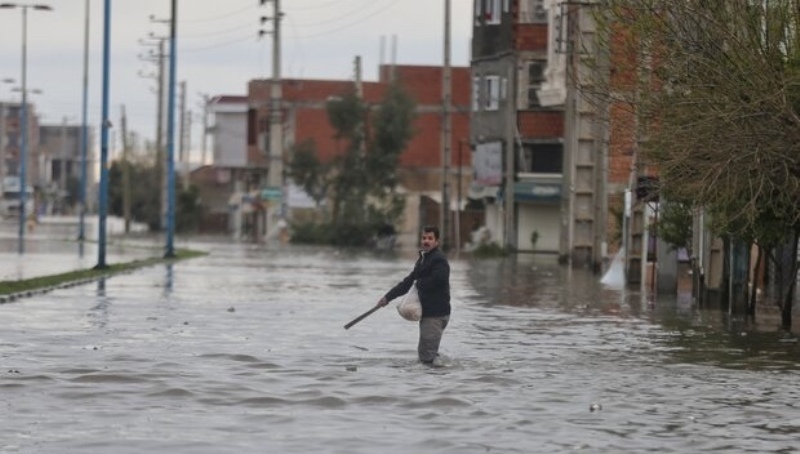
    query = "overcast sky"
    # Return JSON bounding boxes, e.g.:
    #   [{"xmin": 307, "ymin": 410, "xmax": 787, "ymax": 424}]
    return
[{"xmin": 0, "ymin": 0, "xmax": 472, "ymax": 163}]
